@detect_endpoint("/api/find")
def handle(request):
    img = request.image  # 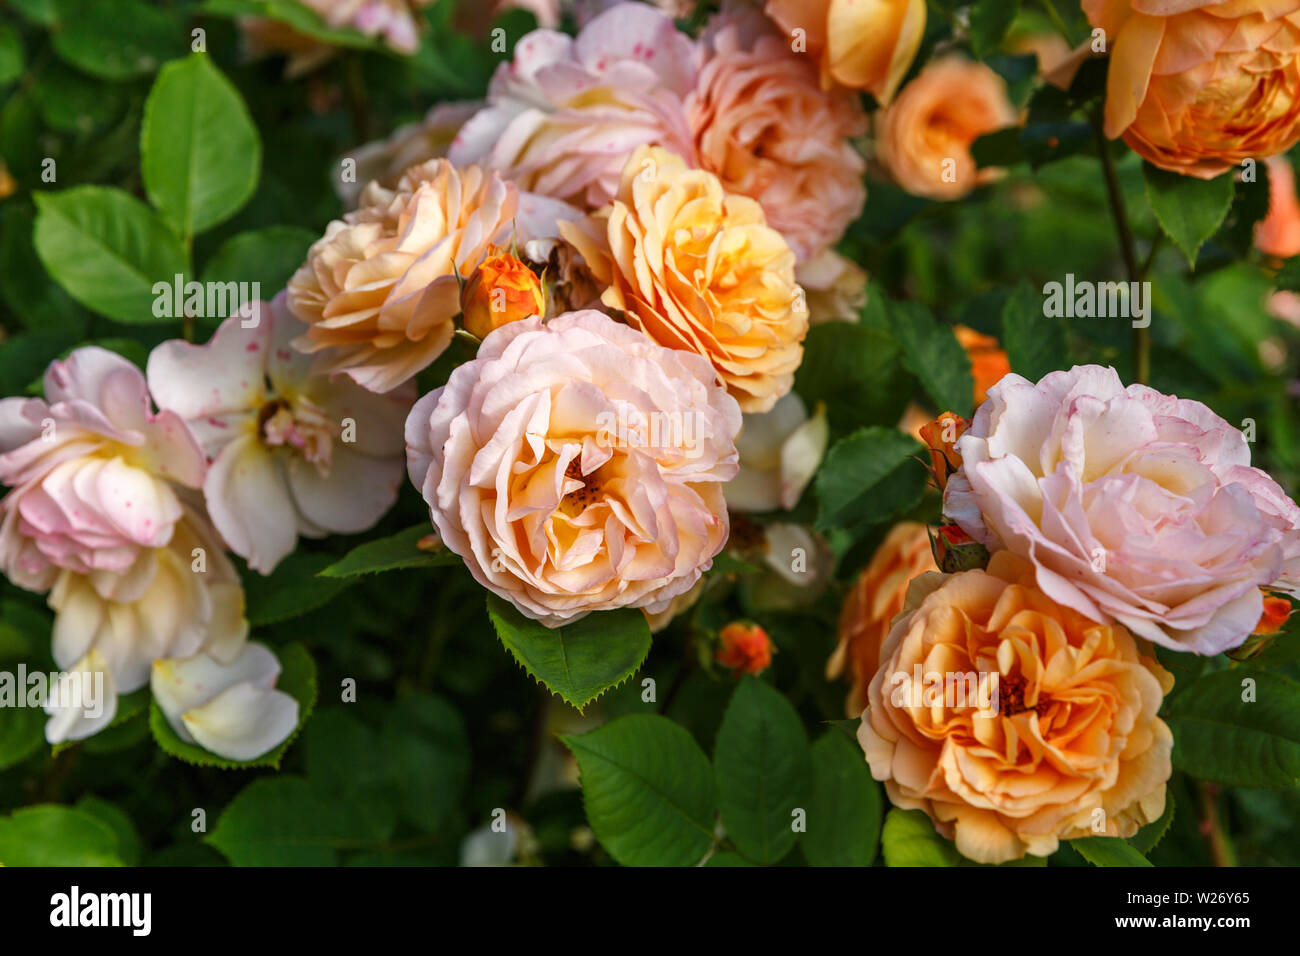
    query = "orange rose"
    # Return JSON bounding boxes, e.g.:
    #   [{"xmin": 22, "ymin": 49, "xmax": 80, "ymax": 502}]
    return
[
  {"xmin": 874, "ymin": 56, "xmax": 1018, "ymax": 200},
  {"xmin": 1257, "ymin": 155, "xmax": 1300, "ymax": 260},
  {"xmin": 560, "ymin": 146, "xmax": 806, "ymax": 413},
  {"xmin": 764, "ymin": 0, "xmax": 926, "ymax": 105},
  {"xmin": 954, "ymin": 325, "xmax": 1010, "ymax": 406},
  {"xmin": 1085, "ymin": 0, "xmax": 1300, "ymax": 179},
  {"xmin": 917, "ymin": 411, "xmax": 968, "ymax": 492},
  {"xmin": 717, "ymin": 622, "xmax": 774, "ymax": 676},
  {"xmin": 827, "ymin": 522, "xmax": 936, "ymax": 716},
  {"xmin": 1255, "ymin": 591, "xmax": 1293, "ymax": 634},
  {"xmin": 858, "ymin": 551, "xmax": 1174, "ymax": 864},
  {"xmin": 461, "ymin": 249, "xmax": 547, "ymax": 339}
]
